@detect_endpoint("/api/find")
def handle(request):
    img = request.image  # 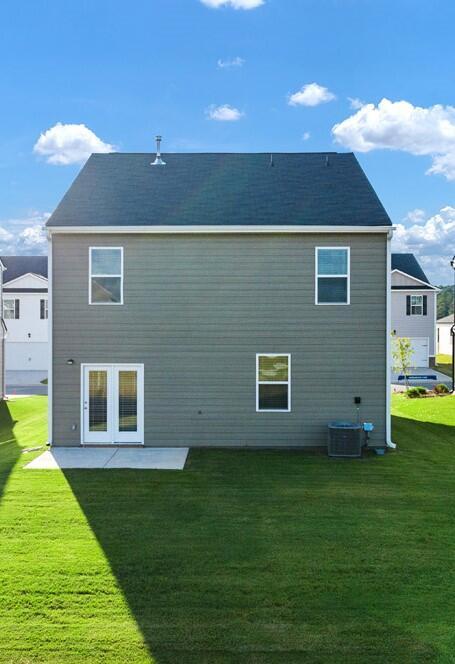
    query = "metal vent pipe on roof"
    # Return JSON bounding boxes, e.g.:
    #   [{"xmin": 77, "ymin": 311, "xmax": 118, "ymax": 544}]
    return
[{"xmin": 151, "ymin": 135, "xmax": 166, "ymax": 166}]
